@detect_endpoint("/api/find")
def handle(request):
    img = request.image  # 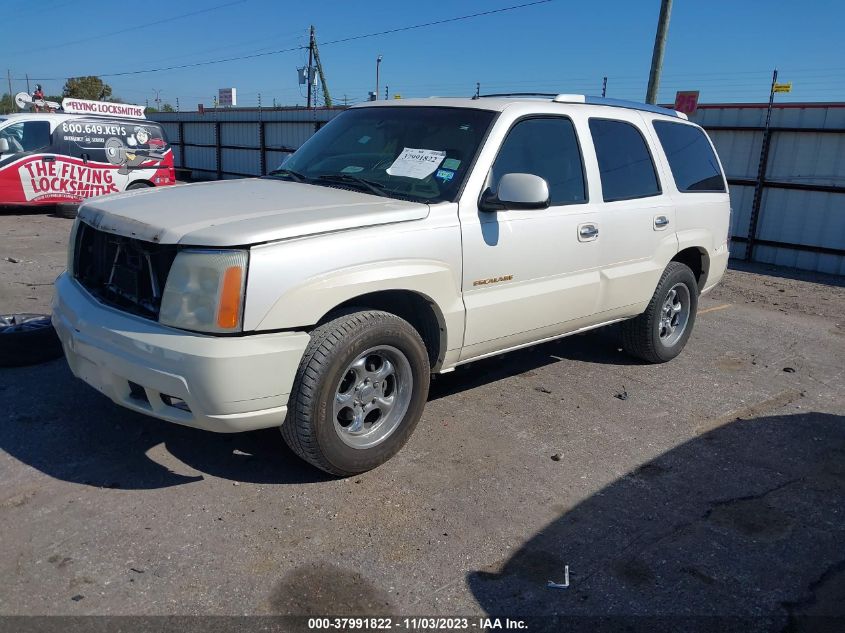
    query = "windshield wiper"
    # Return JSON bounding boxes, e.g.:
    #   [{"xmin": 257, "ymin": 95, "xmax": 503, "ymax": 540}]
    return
[
  {"xmin": 315, "ymin": 174, "xmax": 390, "ymax": 198},
  {"xmin": 267, "ymin": 168, "xmax": 307, "ymax": 182}
]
